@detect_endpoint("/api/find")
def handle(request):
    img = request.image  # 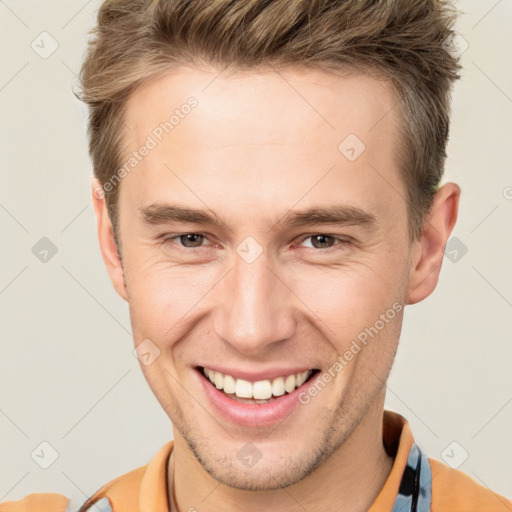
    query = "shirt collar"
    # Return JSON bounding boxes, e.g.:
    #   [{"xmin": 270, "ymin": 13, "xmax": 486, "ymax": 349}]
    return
[{"xmin": 138, "ymin": 439, "xmax": 174, "ymax": 511}]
